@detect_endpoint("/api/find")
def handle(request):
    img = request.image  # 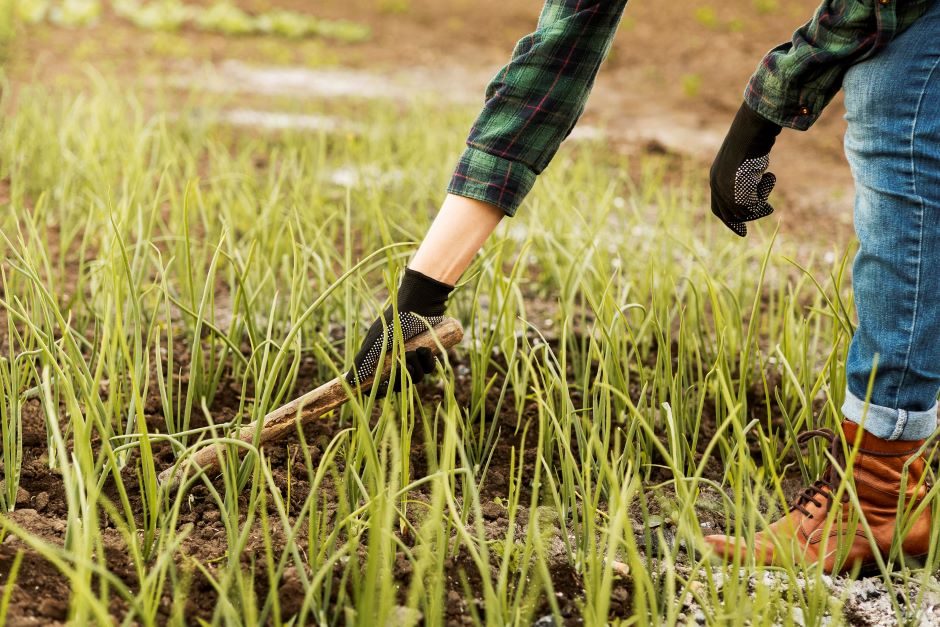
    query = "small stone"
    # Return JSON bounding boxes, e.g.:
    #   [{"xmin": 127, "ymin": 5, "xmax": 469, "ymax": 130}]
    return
[
  {"xmin": 791, "ymin": 607, "xmax": 805, "ymax": 626},
  {"xmin": 533, "ymin": 616, "xmax": 557, "ymax": 627},
  {"xmin": 279, "ymin": 567, "xmax": 304, "ymax": 617},
  {"xmin": 487, "ymin": 470, "xmax": 506, "ymax": 487},
  {"xmin": 481, "ymin": 501, "xmax": 503, "ymax": 520},
  {"xmin": 15, "ymin": 487, "xmax": 30, "ymax": 507},
  {"xmin": 394, "ymin": 552, "xmax": 412, "ymax": 577},
  {"xmin": 34, "ymin": 492, "xmax": 49, "ymax": 512},
  {"xmin": 389, "ymin": 606, "xmax": 423, "ymax": 623},
  {"xmin": 446, "ymin": 590, "xmax": 462, "ymax": 608},
  {"xmin": 203, "ymin": 509, "xmax": 221, "ymax": 523},
  {"xmin": 611, "ymin": 560, "xmax": 630, "ymax": 578},
  {"xmin": 694, "ymin": 610, "xmax": 706, "ymax": 624},
  {"xmin": 38, "ymin": 597, "xmax": 68, "ymax": 620},
  {"xmin": 711, "ymin": 572, "xmax": 725, "ymax": 589}
]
